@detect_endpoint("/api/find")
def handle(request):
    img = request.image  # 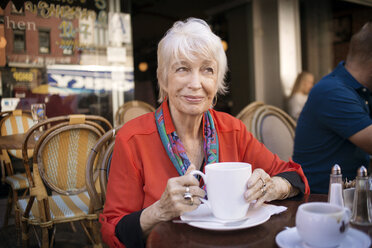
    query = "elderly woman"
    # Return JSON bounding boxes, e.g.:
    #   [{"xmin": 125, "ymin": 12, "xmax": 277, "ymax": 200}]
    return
[{"xmin": 101, "ymin": 18, "xmax": 310, "ymax": 248}]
